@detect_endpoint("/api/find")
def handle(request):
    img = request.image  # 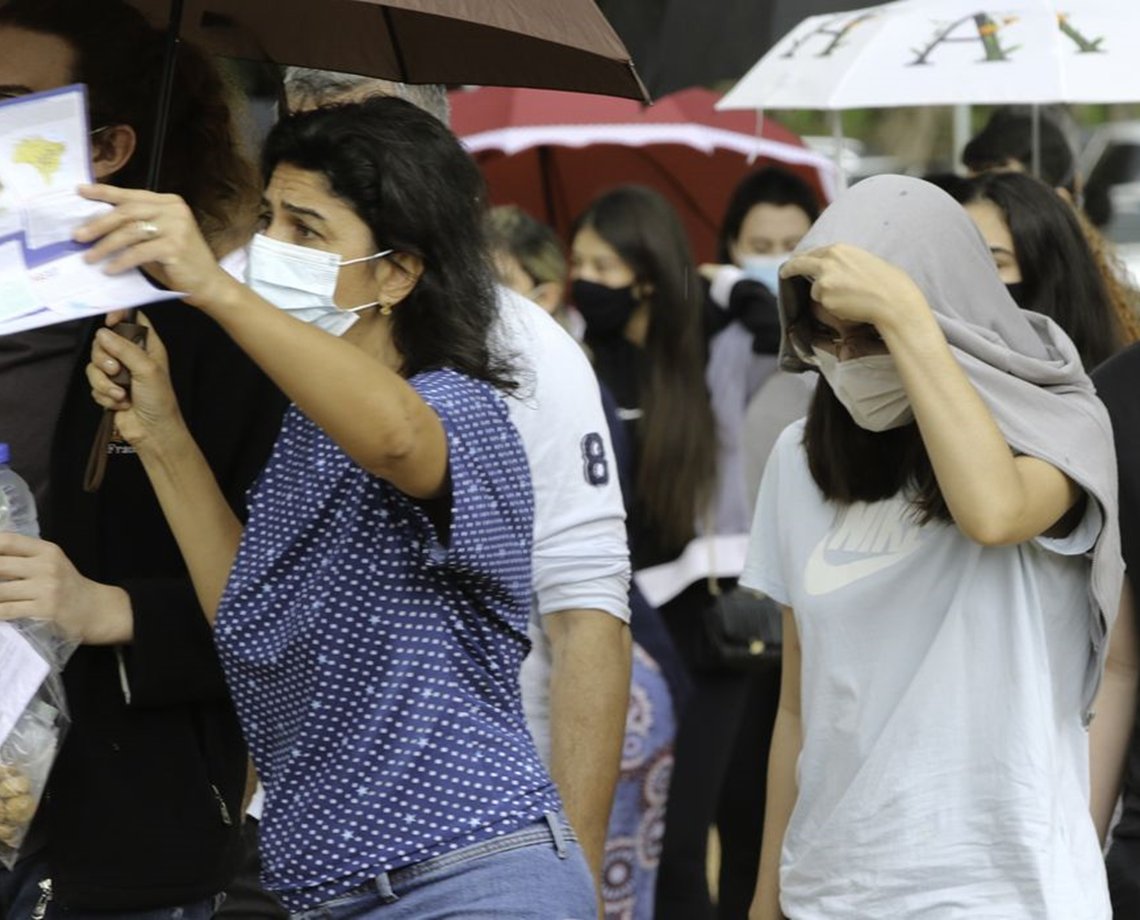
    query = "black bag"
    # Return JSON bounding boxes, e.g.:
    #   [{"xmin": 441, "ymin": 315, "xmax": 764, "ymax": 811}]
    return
[{"xmin": 700, "ymin": 586, "xmax": 782, "ymax": 670}]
